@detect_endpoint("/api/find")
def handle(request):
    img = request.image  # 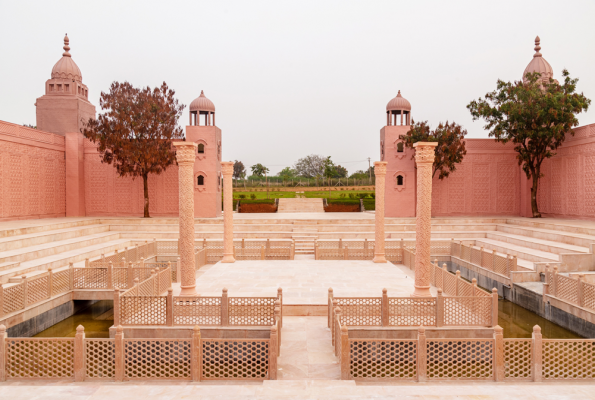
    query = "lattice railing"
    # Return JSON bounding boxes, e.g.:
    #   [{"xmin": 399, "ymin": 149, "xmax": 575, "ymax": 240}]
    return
[
  {"xmin": 4, "ymin": 338, "xmax": 75, "ymax": 378},
  {"xmin": 124, "ymin": 339, "xmax": 192, "ymax": 379},
  {"xmin": 26, "ymin": 274, "xmax": 50, "ymax": 305},
  {"xmin": 229, "ymin": 297, "xmax": 276, "ymax": 326},
  {"xmin": 503, "ymin": 339, "xmax": 532, "ymax": 380},
  {"xmin": 427, "ymin": 339, "xmax": 494, "ymax": 379},
  {"xmin": 545, "ymin": 268, "xmax": 595, "ymax": 313},
  {"xmin": 335, "ymin": 297, "xmax": 382, "ymax": 326},
  {"xmin": 120, "ymin": 296, "xmax": 167, "ymax": 325},
  {"xmin": 350, "ymin": 340, "xmax": 417, "ymax": 379},
  {"xmin": 174, "ymin": 297, "xmax": 222, "ymax": 325},
  {"xmin": 542, "ymin": 339, "xmax": 595, "ymax": 379},
  {"xmin": 443, "ymin": 297, "xmax": 492, "ymax": 326},
  {"xmin": 389, "ymin": 298, "xmax": 436, "ymax": 326},
  {"xmin": 202, "ymin": 339, "xmax": 270, "ymax": 380},
  {"xmin": 85, "ymin": 339, "xmax": 115, "ymax": 379}
]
